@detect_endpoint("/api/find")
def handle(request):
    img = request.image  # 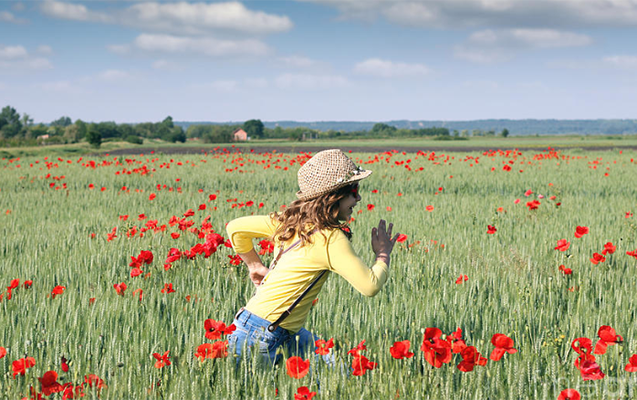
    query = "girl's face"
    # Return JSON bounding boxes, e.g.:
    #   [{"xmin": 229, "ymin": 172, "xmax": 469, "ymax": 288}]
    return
[{"xmin": 337, "ymin": 183, "xmax": 361, "ymax": 221}]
